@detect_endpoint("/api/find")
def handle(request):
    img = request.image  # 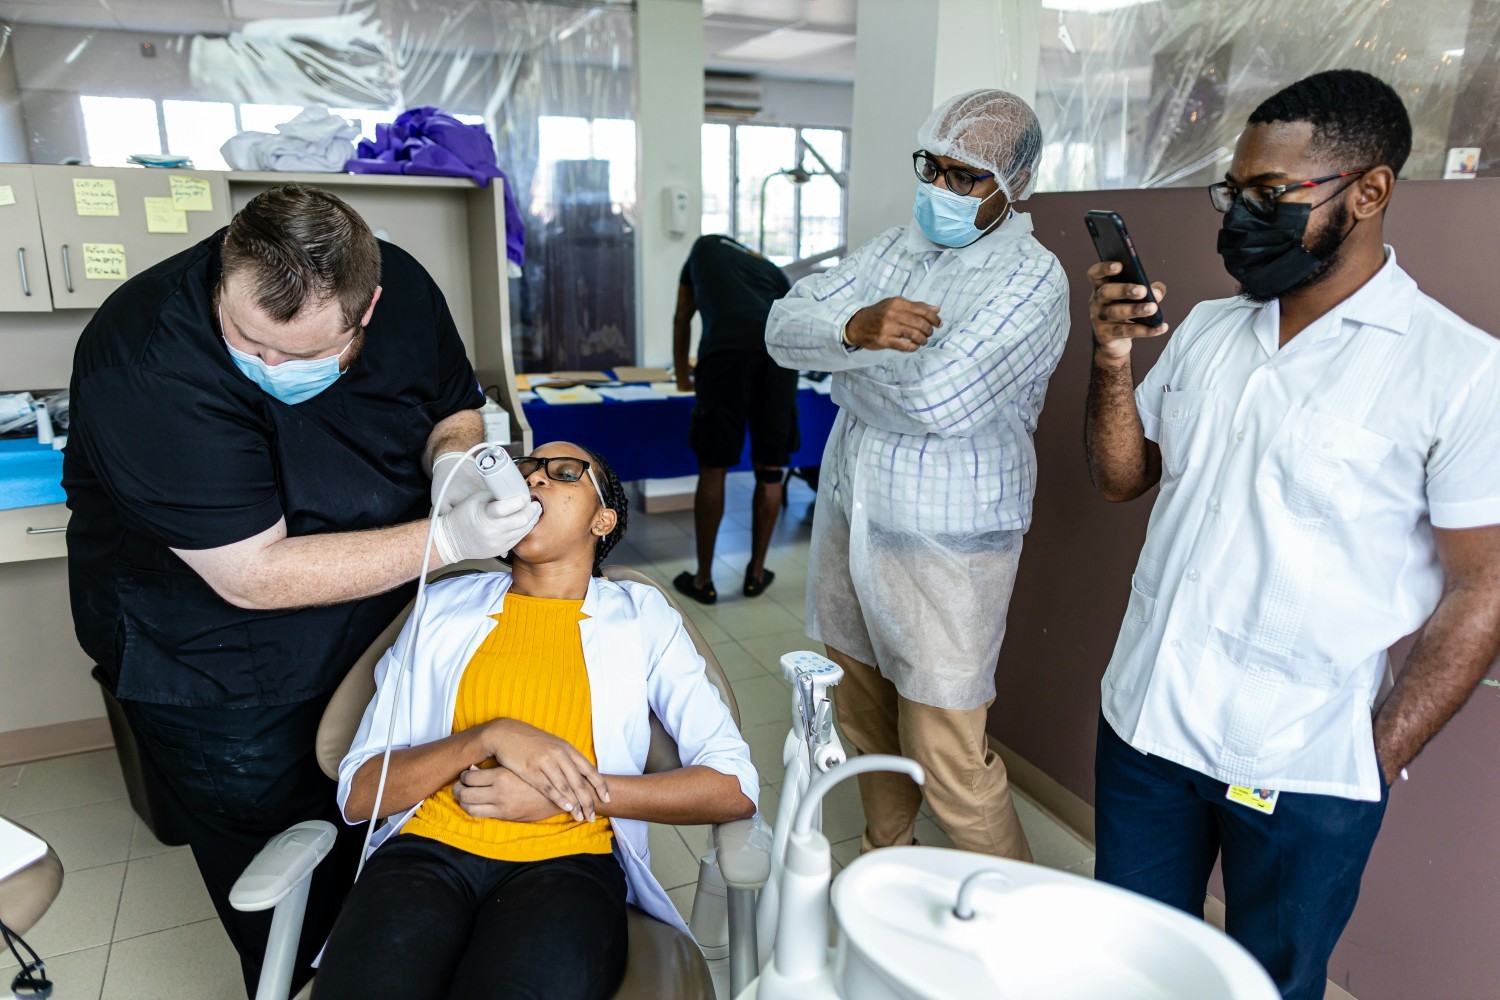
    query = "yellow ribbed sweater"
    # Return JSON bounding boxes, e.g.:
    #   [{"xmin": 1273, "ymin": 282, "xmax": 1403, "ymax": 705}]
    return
[{"xmin": 403, "ymin": 591, "xmax": 614, "ymax": 860}]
